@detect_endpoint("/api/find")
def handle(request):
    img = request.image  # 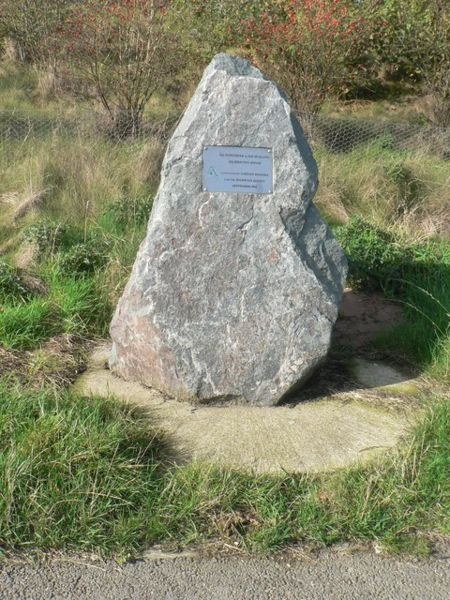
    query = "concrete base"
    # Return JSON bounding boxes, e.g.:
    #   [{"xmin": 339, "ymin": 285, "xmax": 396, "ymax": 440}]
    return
[{"xmin": 74, "ymin": 344, "xmax": 419, "ymax": 474}]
